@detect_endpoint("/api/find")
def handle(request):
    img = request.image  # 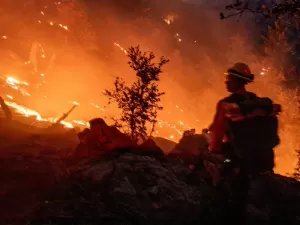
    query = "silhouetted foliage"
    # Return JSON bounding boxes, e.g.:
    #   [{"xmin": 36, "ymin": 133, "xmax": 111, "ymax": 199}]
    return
[
  {"xmin": 262, "ymin": 17, "xmax": 292, "ymax": 70},
  {"xmin": 220, "ymin": 0, "xmax": 300, "ymax": 21},
  {"xmin": 272, "ymin": 0, "xmax": 300, "ymax": 18},
  {"xmin": 104, "ymin": 46, "xmax": 169, "ymax": 142},
  {"xmin": 221, "ymin": 1, "xmax": 300, "ymax": 77}
]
